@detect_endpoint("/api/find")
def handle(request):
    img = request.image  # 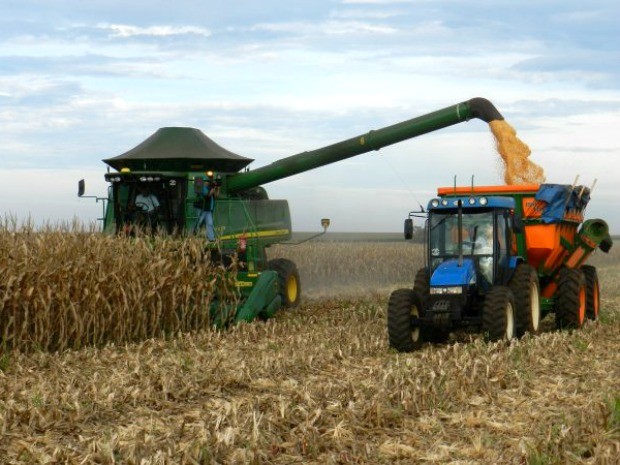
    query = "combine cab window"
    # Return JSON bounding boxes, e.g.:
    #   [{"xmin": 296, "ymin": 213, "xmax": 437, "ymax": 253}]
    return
[{"xmin": 111, "ymin": 178, "xmax": 187, "ymax": 235}]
